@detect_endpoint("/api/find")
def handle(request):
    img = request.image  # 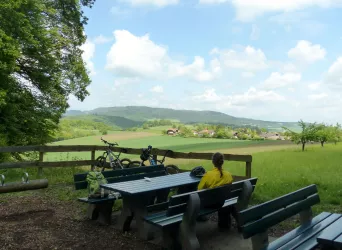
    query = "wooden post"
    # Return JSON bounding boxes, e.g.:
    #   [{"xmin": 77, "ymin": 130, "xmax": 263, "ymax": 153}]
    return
[
  {"xmin": 38, "ymin": 151, "xmax": 44, "ymax": 176},
  {"xmin": 245, "ymin": 161, "xmax": 252, "ymax": 178},
  {"xmin": 91, "ymin": 150, "xmax": 95, "ymax": 170}
]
